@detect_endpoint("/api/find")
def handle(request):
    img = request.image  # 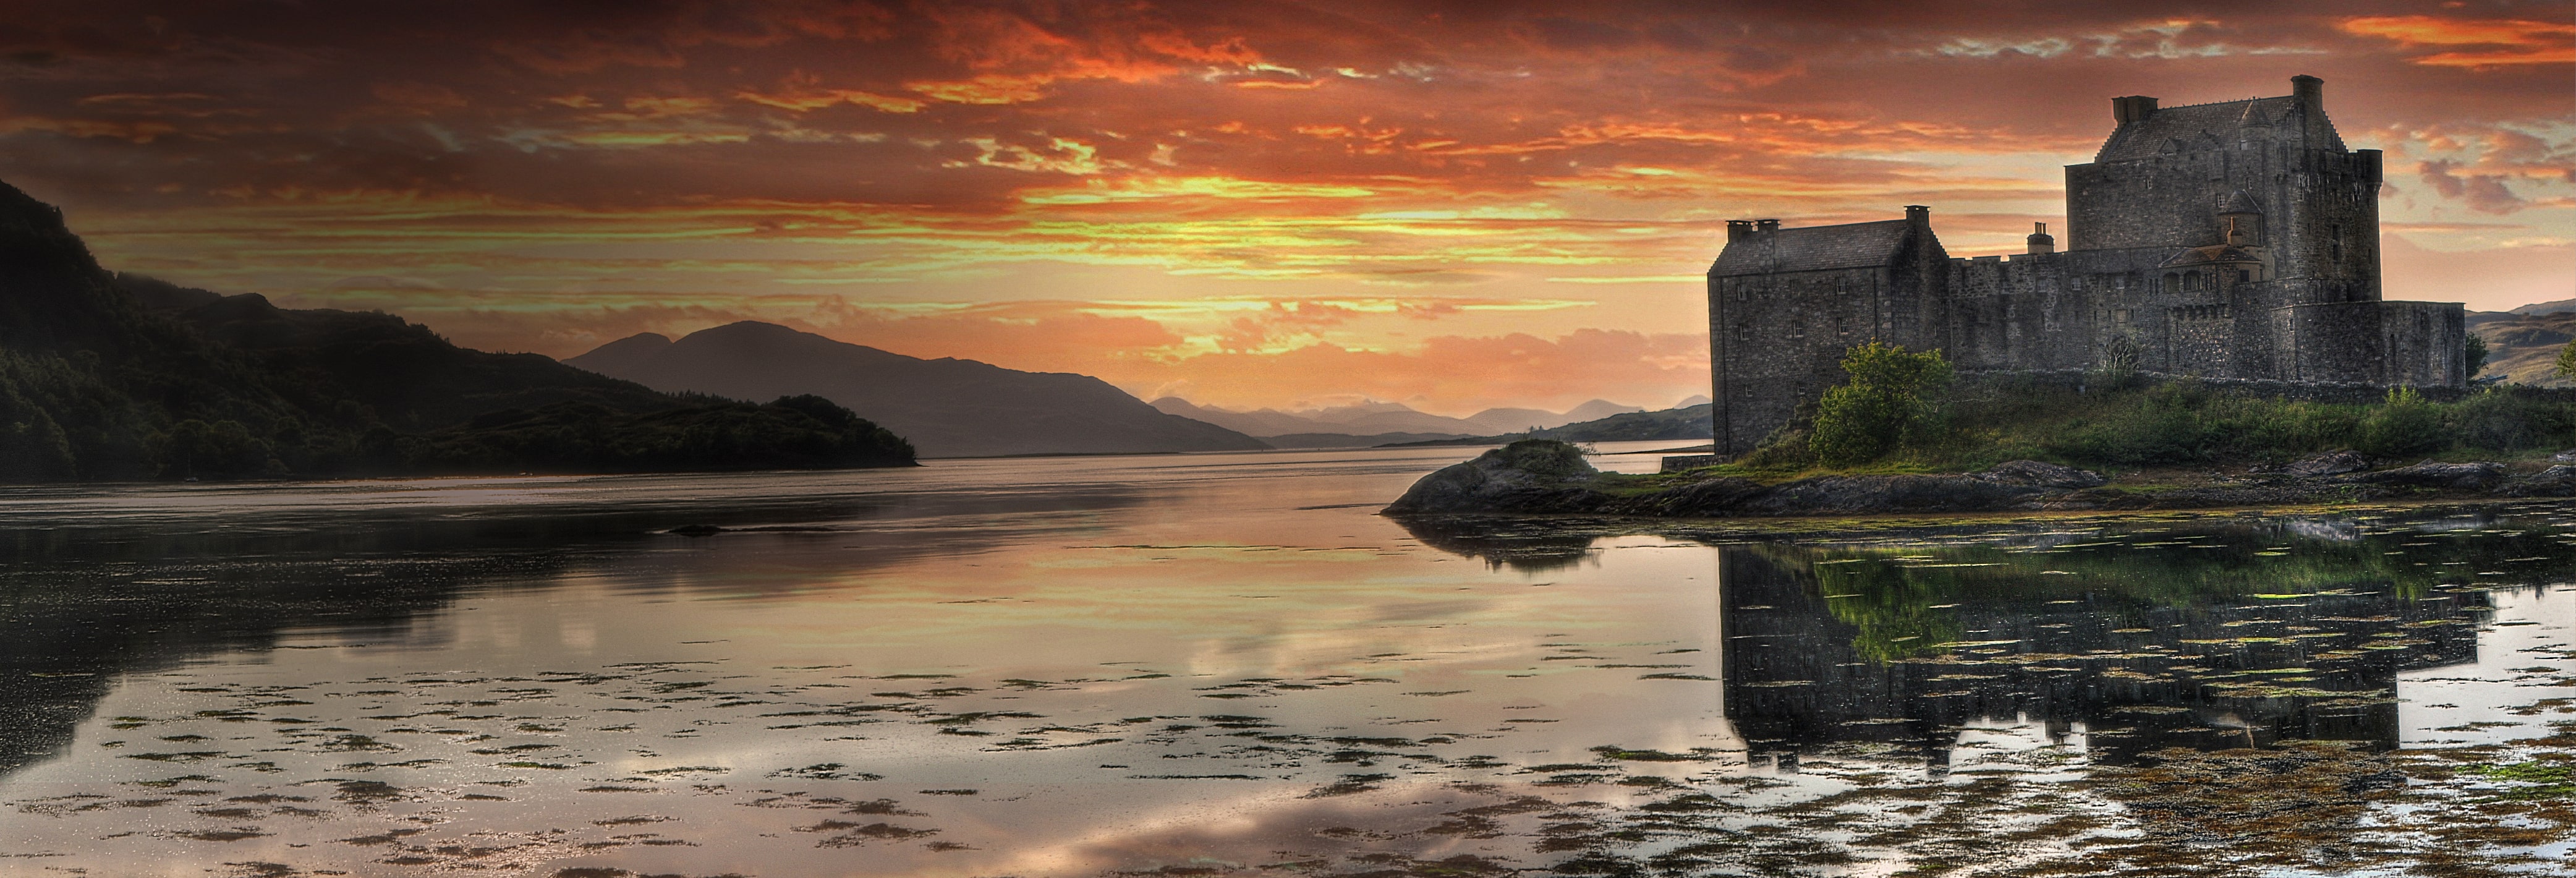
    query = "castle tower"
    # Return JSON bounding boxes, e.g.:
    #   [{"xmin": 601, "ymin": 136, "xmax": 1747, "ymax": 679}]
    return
[
  {"xmin": 1703, "ymin": 77, "xmax": 2459, "ymax": 459},
  {"xmin": 2064, "ymin": 74, "xmax": 2382, "ymax": 304}
]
